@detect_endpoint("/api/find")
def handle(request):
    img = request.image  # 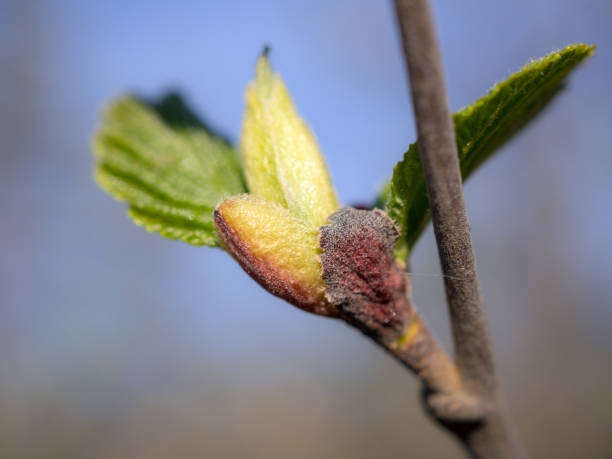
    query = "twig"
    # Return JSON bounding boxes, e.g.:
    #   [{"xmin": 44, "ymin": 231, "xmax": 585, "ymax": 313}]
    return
[
  {"xmin": 320, "ymin": 208, "xmax": 462, "ymax": 397},
  {"xmin": 319, "ymin": 207, "xmax": 501, "ymax": 424},
  {"xmin": 392, "ymin": 0, "xmax": 525, "ymax": 457},
  {"xmin": 393, "ymin": 0, "xmax": 493, "ymax": 399}
]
